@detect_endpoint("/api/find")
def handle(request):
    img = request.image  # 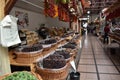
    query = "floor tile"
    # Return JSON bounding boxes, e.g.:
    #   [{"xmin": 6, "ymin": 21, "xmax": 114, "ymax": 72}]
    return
[
  {"xmin": 82, "ymin": 49, "xmax": 92, "ymax": 52},
  {"xmin": 110, "ymin": 74, "xmax": 120, "ymax": 80},
  {"xmin": 94, "ymin": 49, "xmax": 104, "ymax": 52},
  {"xmin": 98, "ymin": 65, "xmax": 119, "ymax": 74},
  {"xmin": 81, "ymin": 52, "xmax": 93, "ymax": 55},
  {"xmin": 117, "ymin": 66, "xmax": 120, "ymax": 71},
  {"xmin": 94, "ymin": 51, "xmax": 106, "ymax": 55},
  {"xmin": 94, "ymin": 46, "xmax": 102, "ymax": 48},
  {"xmin": 80, "ymin": 73, "xmax": 98, "ymax": 80},
  {"xmin": 86, "ymin": 73, "xmax": 97, "ymax": 79},
  {"xmin": 83, "ymin": 79, "xmax": 98, "ymax": 80},
  {"xmin": 80, "ymin": 55, "xmax": 94, "ymax": 59},
  {"xmin": 78, "ymin": 65, "xmax": 97, "ymax": 73},
  {"xmin": 93, "ymin": 46, "xmax": 102, "ymax": 49},
  {"xmin": 100, "ymin": 74, "xmax": 111, "ymax": 80},
  {"xmin": 79, "ymin": 59, "xmax": 95, "ymax": 65},
  {"xmin": 80, "ymin": 73, "xmax": 86, "ymax": 80},
  {"xmin": 95, "ymin": 55, "xmax": 109, "ymax": 59},
  {"xmin": 86, "ymin": 65, "xmax": 96, "ymax": 72},
  {"xmin": 96, "ymin": 59, "xmax": 113, "ymax": 65},
  {"xmin": 83, "ymin": 46, "xmax": 92, "ymax": 49},
  {"xmin": 111, "ymin": 58, "xmax": 120, "ymax": 66},
  {"xmin": 78, "ymin": 65, "xmax": 87, "ymax": 72},
  {"xmin": 78, "ymin": 34, "xmax": 120, "ymax": 80}
]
